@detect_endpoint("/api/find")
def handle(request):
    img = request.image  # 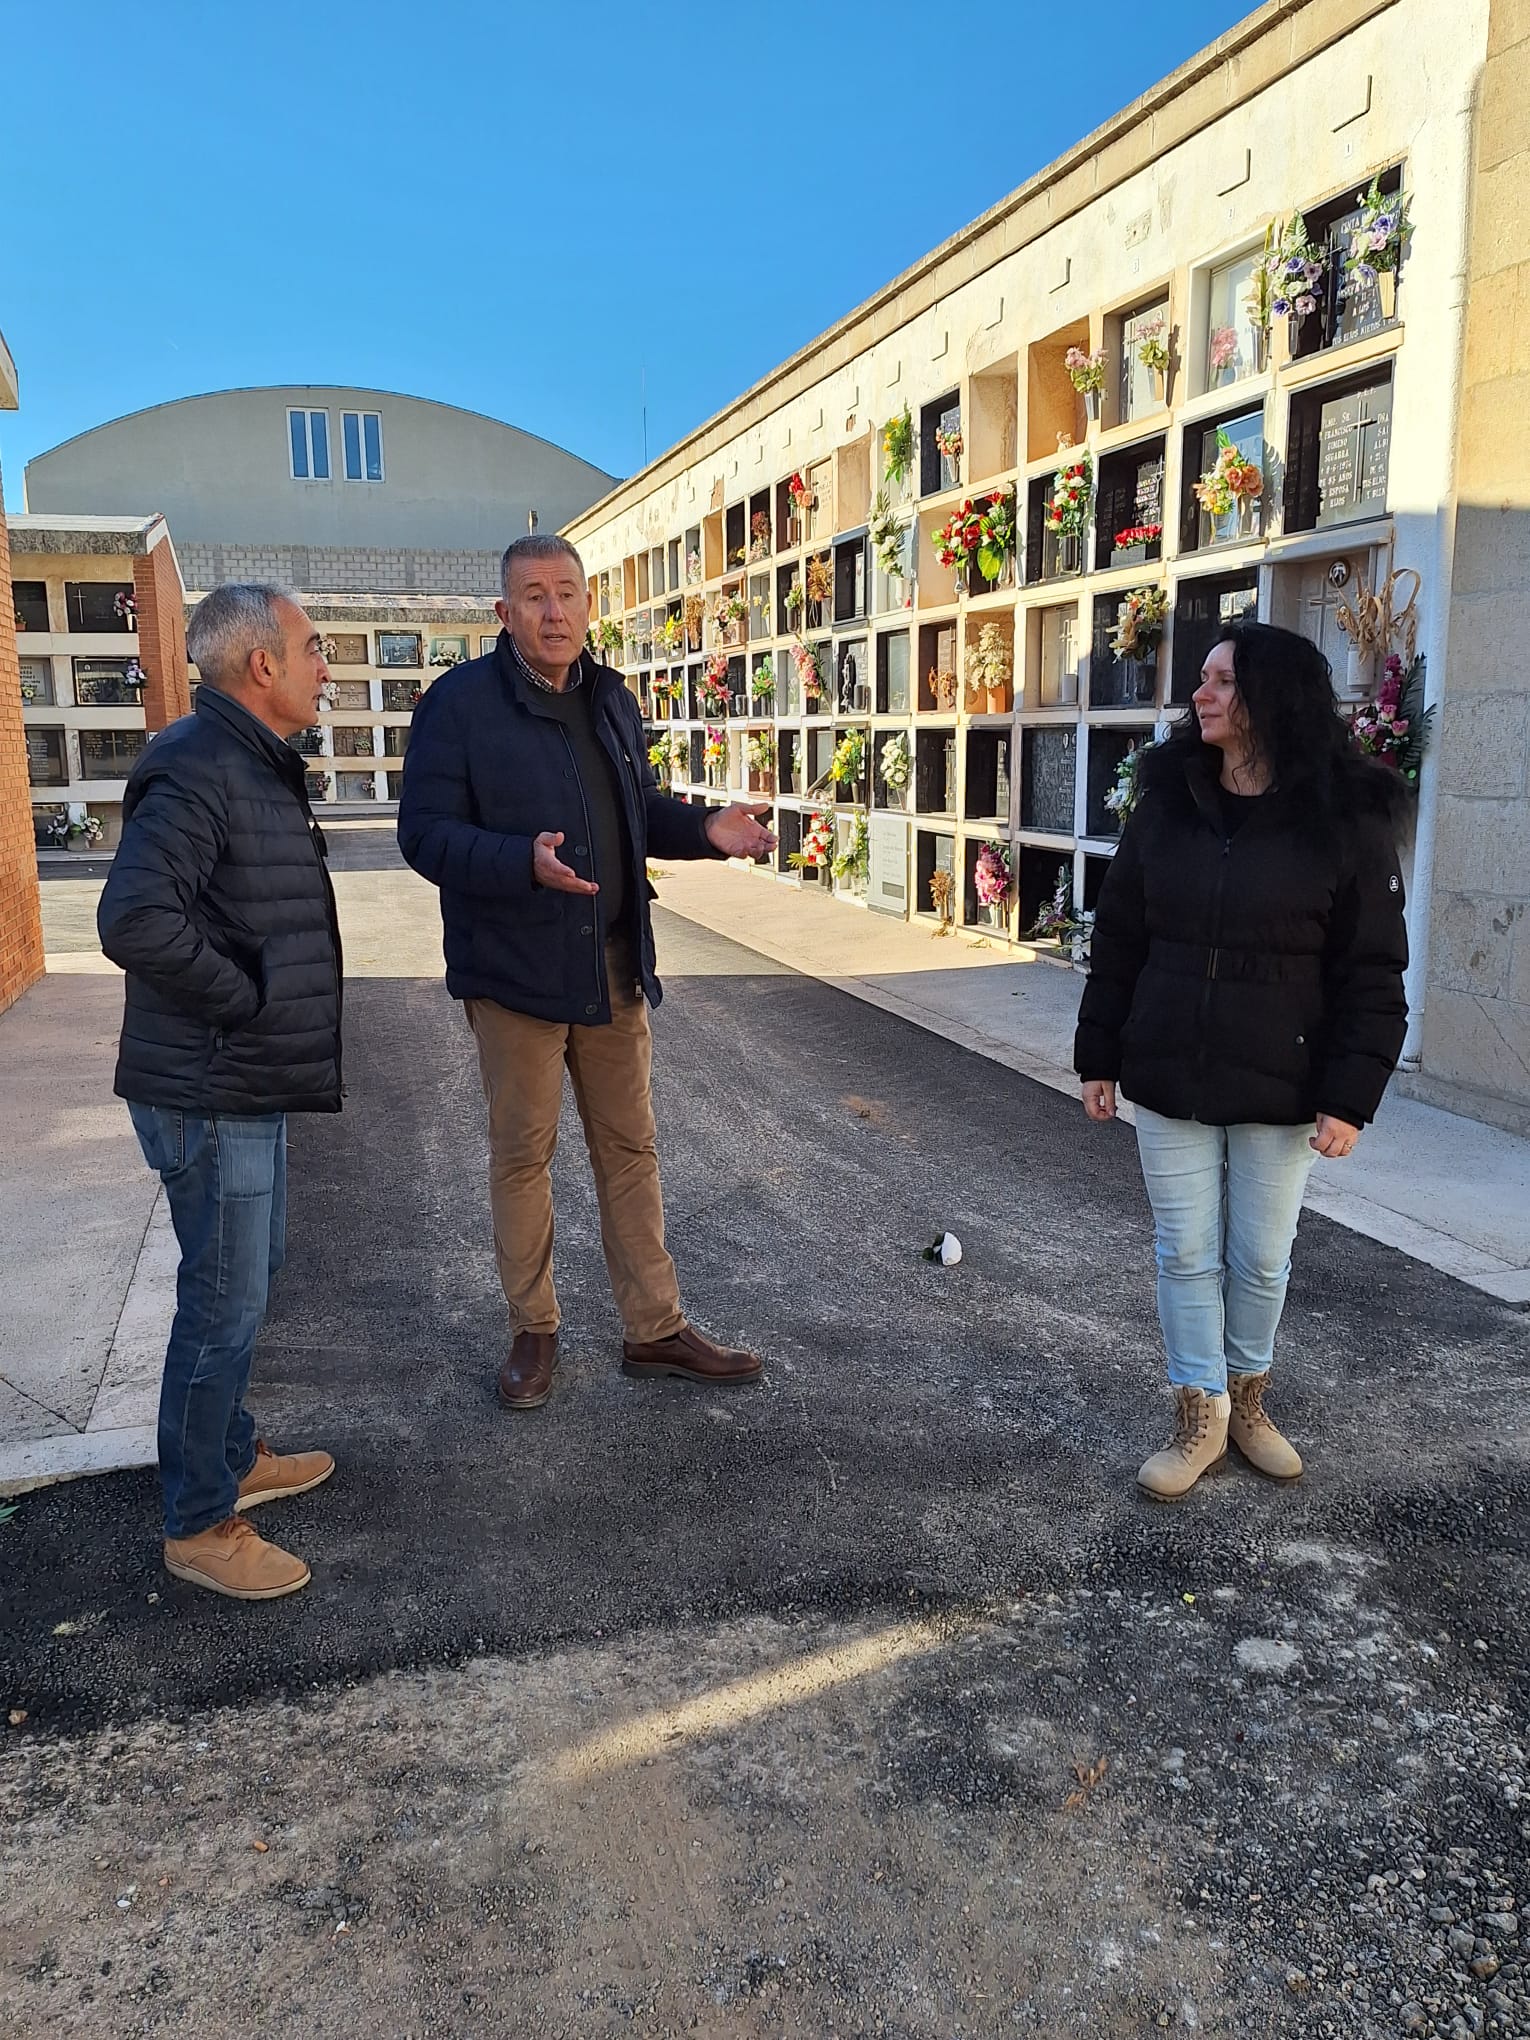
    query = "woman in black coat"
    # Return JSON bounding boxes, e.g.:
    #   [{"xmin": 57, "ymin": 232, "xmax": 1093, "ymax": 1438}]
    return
[{"xmin": 1075, "ymin": 620, "xmax": 1409, "ymax": 1499}]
